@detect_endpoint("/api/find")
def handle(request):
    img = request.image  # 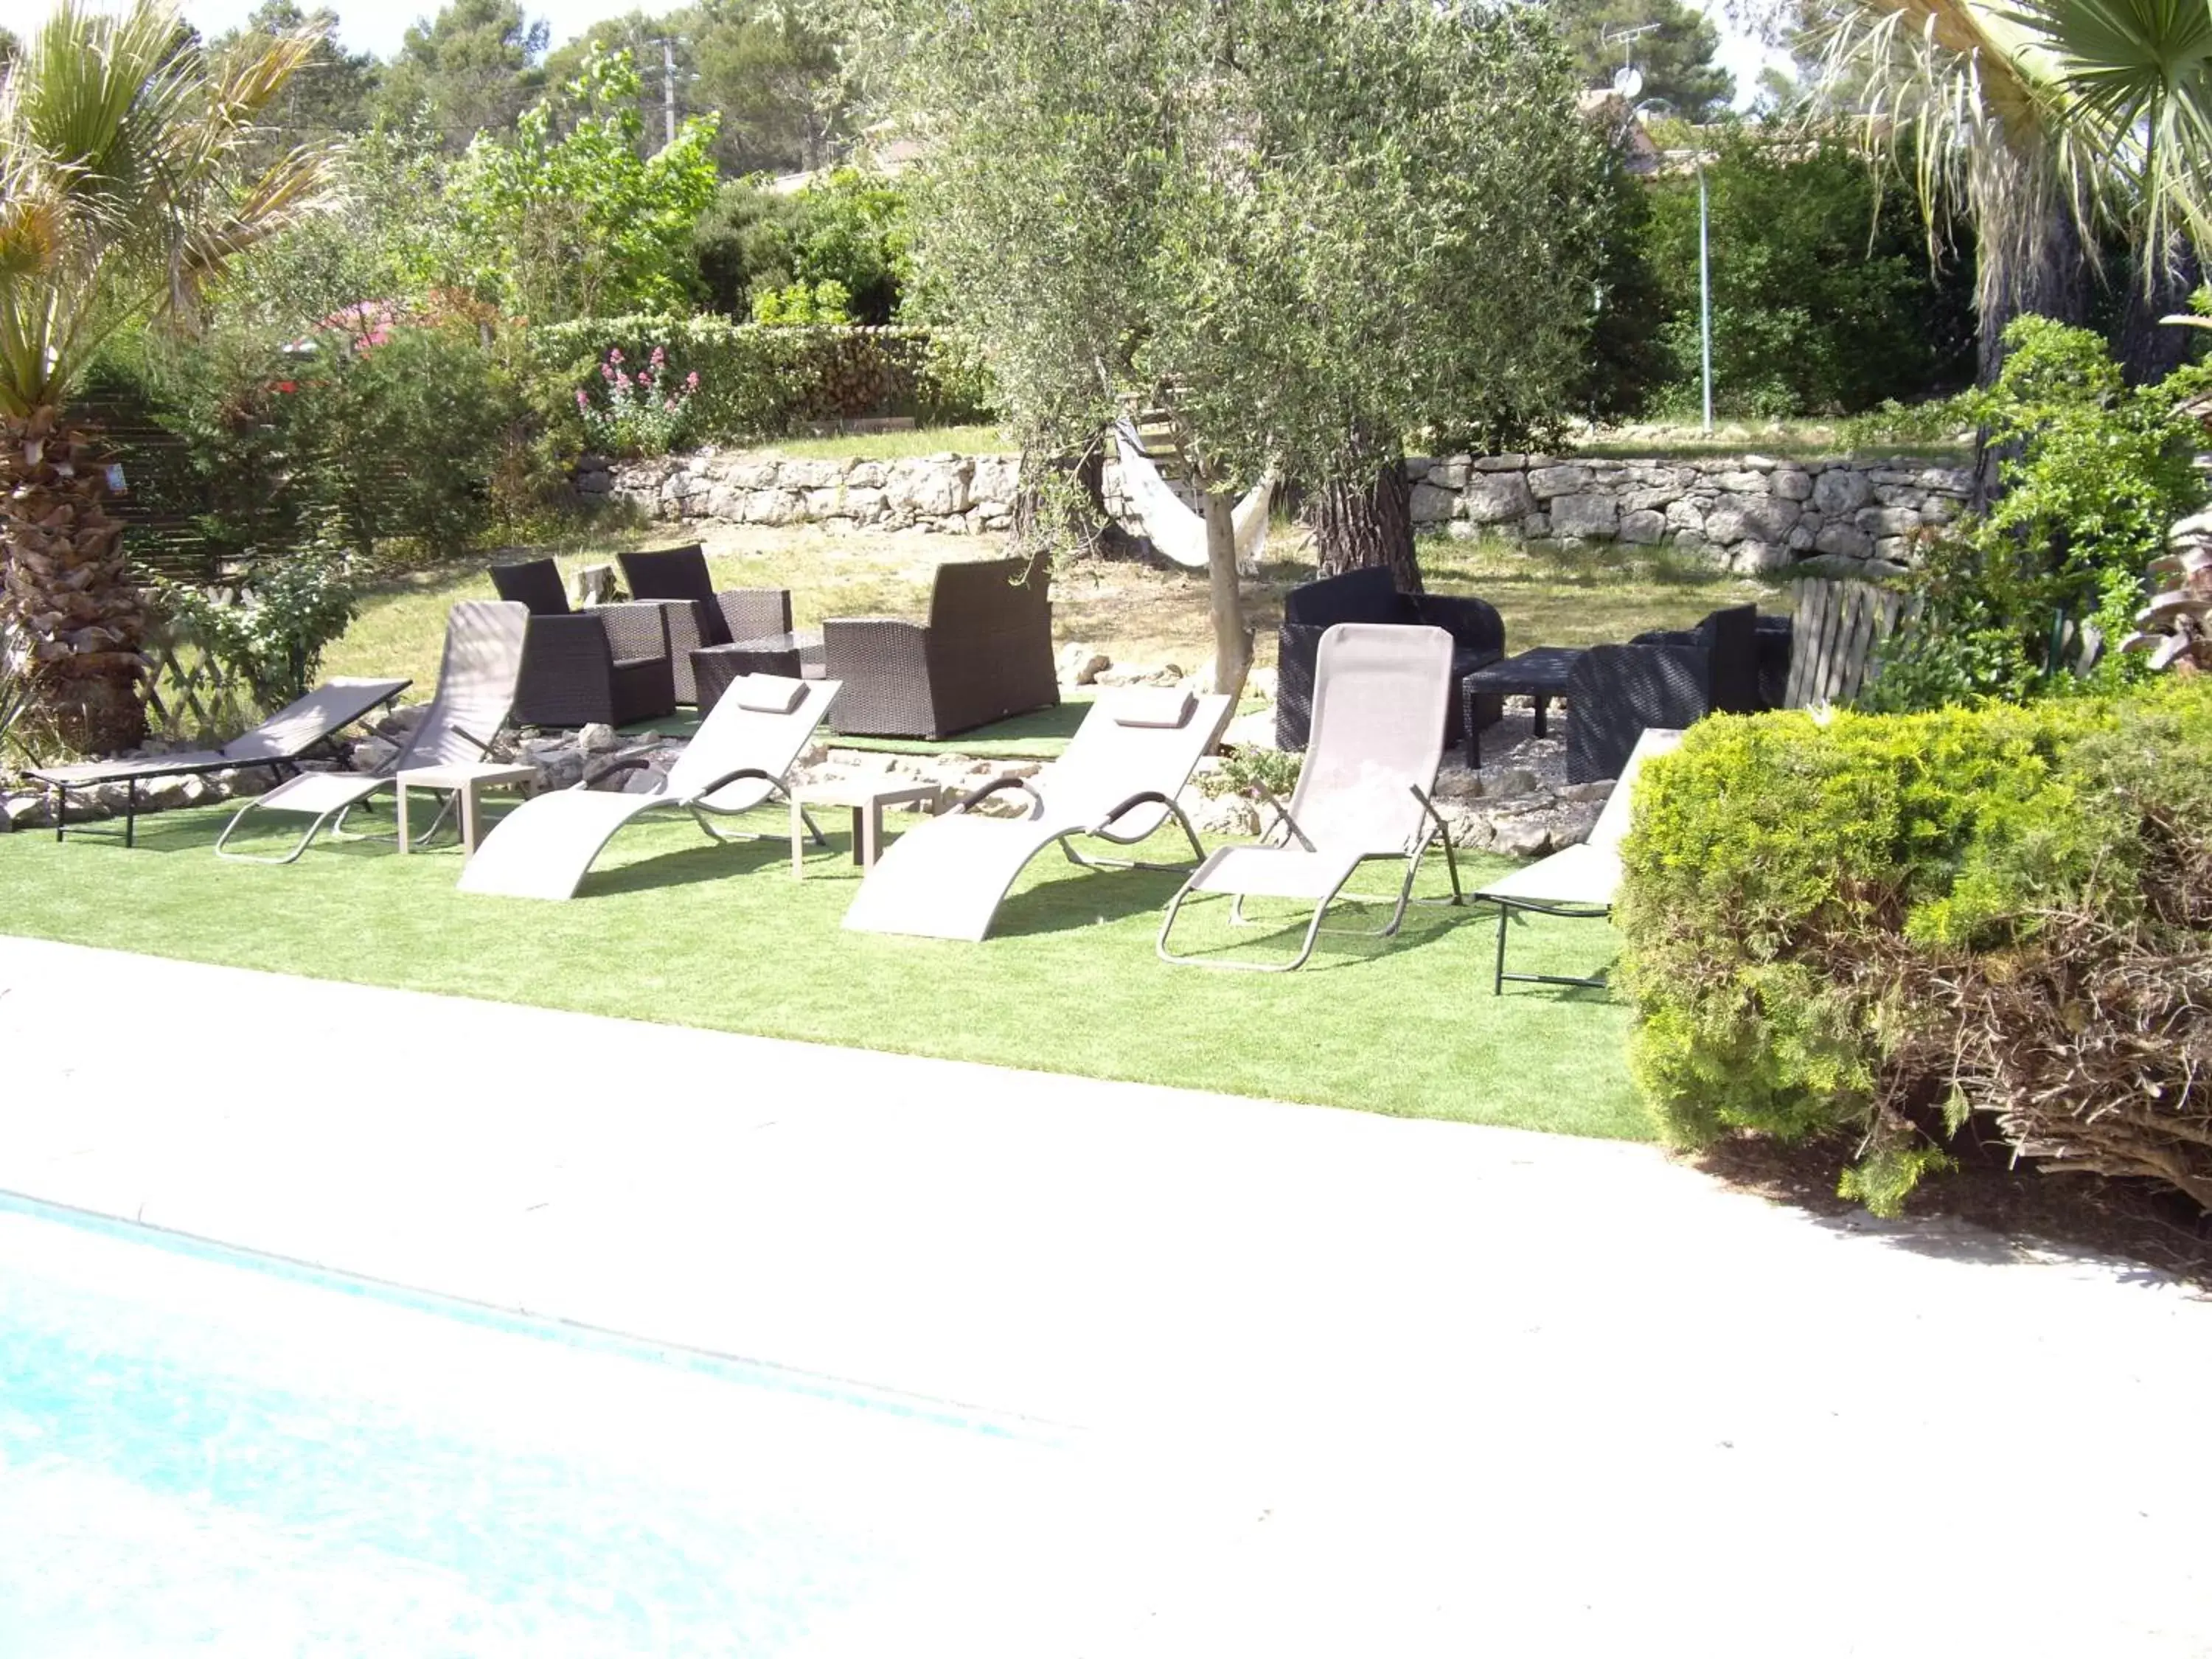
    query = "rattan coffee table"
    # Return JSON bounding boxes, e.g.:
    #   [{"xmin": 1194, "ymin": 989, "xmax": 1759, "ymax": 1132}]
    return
[
  {"xmin": 692, "ymin": 630, "xmax": 826, "ymax": 714},
  {"xmin": 788, "ymin": 776, "xmax": 938, "ymax": 876}
]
